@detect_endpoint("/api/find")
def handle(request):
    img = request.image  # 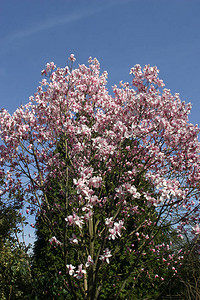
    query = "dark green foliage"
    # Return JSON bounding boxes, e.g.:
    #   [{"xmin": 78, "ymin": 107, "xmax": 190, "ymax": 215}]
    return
[
  {"xmin": 0, "ymin": 240, "xmax": 32, "ymax": 300},
  {"xmin": 0, "ymin": 195, "xmax": 33, "ymax": 299},
  {"xmin": 160, "ymin": 240, "xmax": 200, "ymax": 300}
]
